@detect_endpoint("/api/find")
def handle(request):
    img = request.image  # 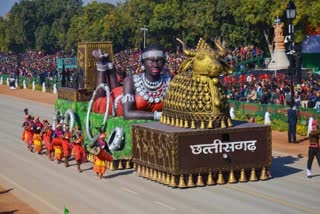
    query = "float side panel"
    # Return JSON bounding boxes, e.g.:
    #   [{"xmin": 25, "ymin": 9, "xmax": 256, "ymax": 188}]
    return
[
  {"xmin": 132, "ymin": 122, "xmax": 272, "ymax": 175},
  {"xmin": 177, "ymin": 126, "xmax": 272, "ymax": 174}
]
